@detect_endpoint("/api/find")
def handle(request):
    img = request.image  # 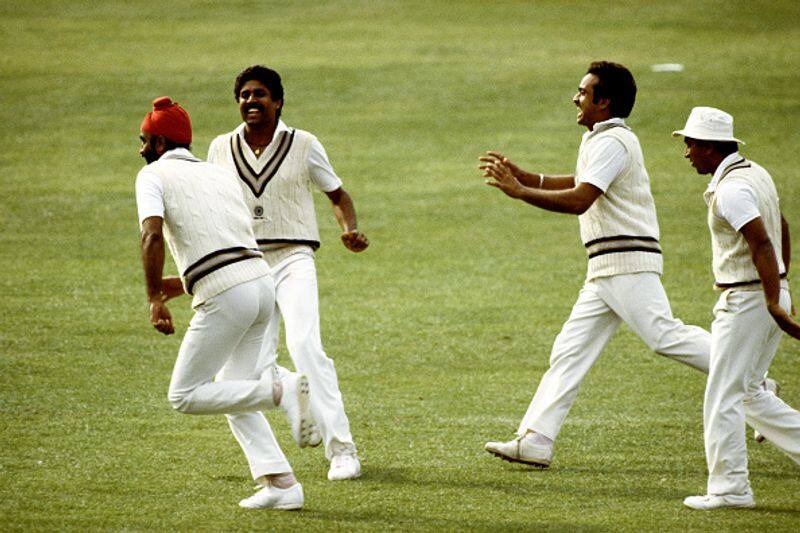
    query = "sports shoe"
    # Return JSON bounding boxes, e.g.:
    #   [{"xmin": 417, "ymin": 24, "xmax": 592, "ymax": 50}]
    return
[
  {"xmin": 754, "ymin": 378, "xmax": 780, "ymax": 443},
  {"xmin": 279, "ymin": 372, "xmax": 319, "ymax": 448},
  {"xmin": 328, "ymin": 453, "xmax": 361, "ymax": 481},
  {"xmin": 484, "ymin": 435, "xmax": 552, "ymax": 467},
  {"xmin": 307, "ymin": 427, "xmax": 323, "ymax": 448},
  {"xmin": 239, "ymin": 483, "xmax": 304, "ymax": 510},
  {"xmin": 683, "ymin": 492, "xmax": 755, "ymax": 510}
]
